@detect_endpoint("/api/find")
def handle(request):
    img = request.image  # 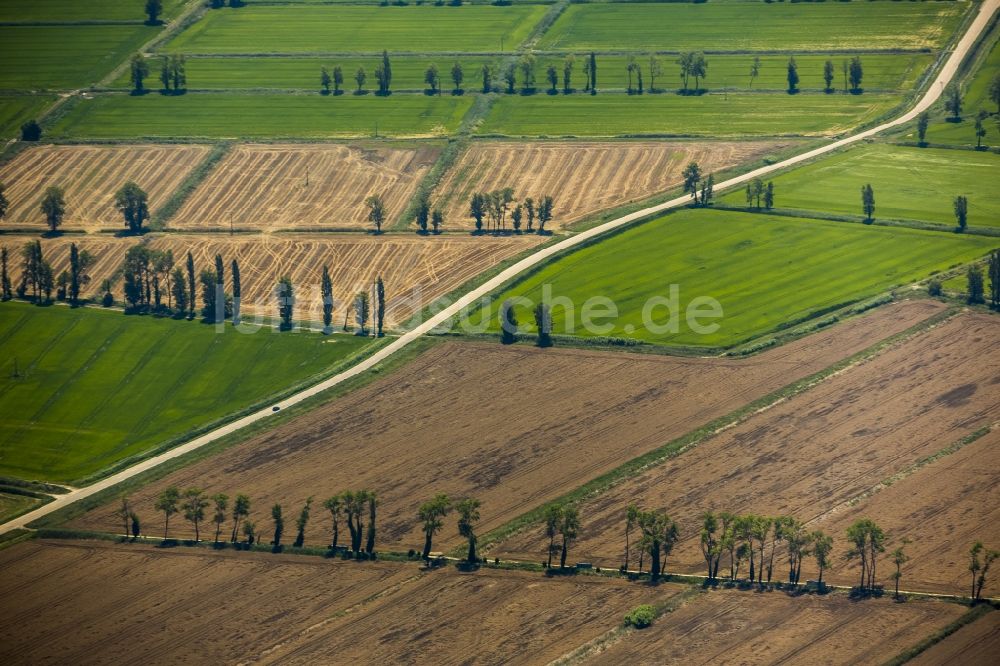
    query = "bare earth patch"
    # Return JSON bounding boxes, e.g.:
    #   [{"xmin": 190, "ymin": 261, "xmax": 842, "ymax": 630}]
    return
[
  {"xmin": 492, "ymin": 313, "xmax": 1000, "ymax": 596},
  {"xmin": 69, "ymin": 301, "xmax": 943, "ymax": 552},
  {"xmin": 170, "ymin": 143, "xmax": 439, "ymax": 231},
  {"xmin": 0, "ymin": 232, "xmax": 543, "ymax": 327},
  {"xmin": 0, "ymin": 144, "xmax": 211, "ymax": 232},
  {"xmin": 0, "ymin": 539, "xmax": 672, "ymax": 665},
  {"xmin": 431, "ymin": 140, "xmax": 792, "ymax": 229},
  {"xmin": 585, "ymin": 589, "xmax": 966, "ymax": 666}
]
